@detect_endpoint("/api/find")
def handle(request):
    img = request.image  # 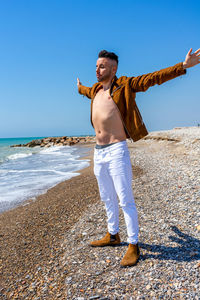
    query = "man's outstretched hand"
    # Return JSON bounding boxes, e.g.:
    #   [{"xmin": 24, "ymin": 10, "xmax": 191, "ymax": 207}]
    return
[
  {"xmin": 183, "ymin": 48, "xmax": 200, "ymax": 69},
  {"xmin": 77, "ymin": 77, "xmax": 82, "ymax": 87}
]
